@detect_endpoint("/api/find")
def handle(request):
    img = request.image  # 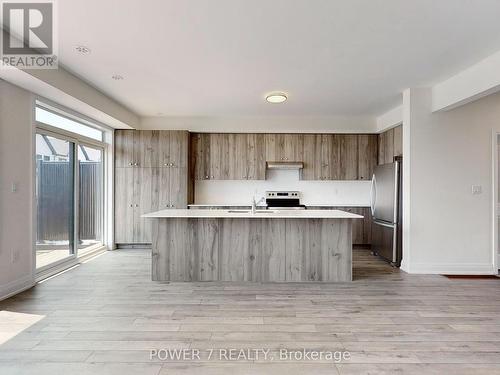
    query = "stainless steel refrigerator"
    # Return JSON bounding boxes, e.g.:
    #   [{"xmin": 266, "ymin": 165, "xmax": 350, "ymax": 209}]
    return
[{"xmin": 370, "ymin": 157, "xmax": 402, "ymax": 266}]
